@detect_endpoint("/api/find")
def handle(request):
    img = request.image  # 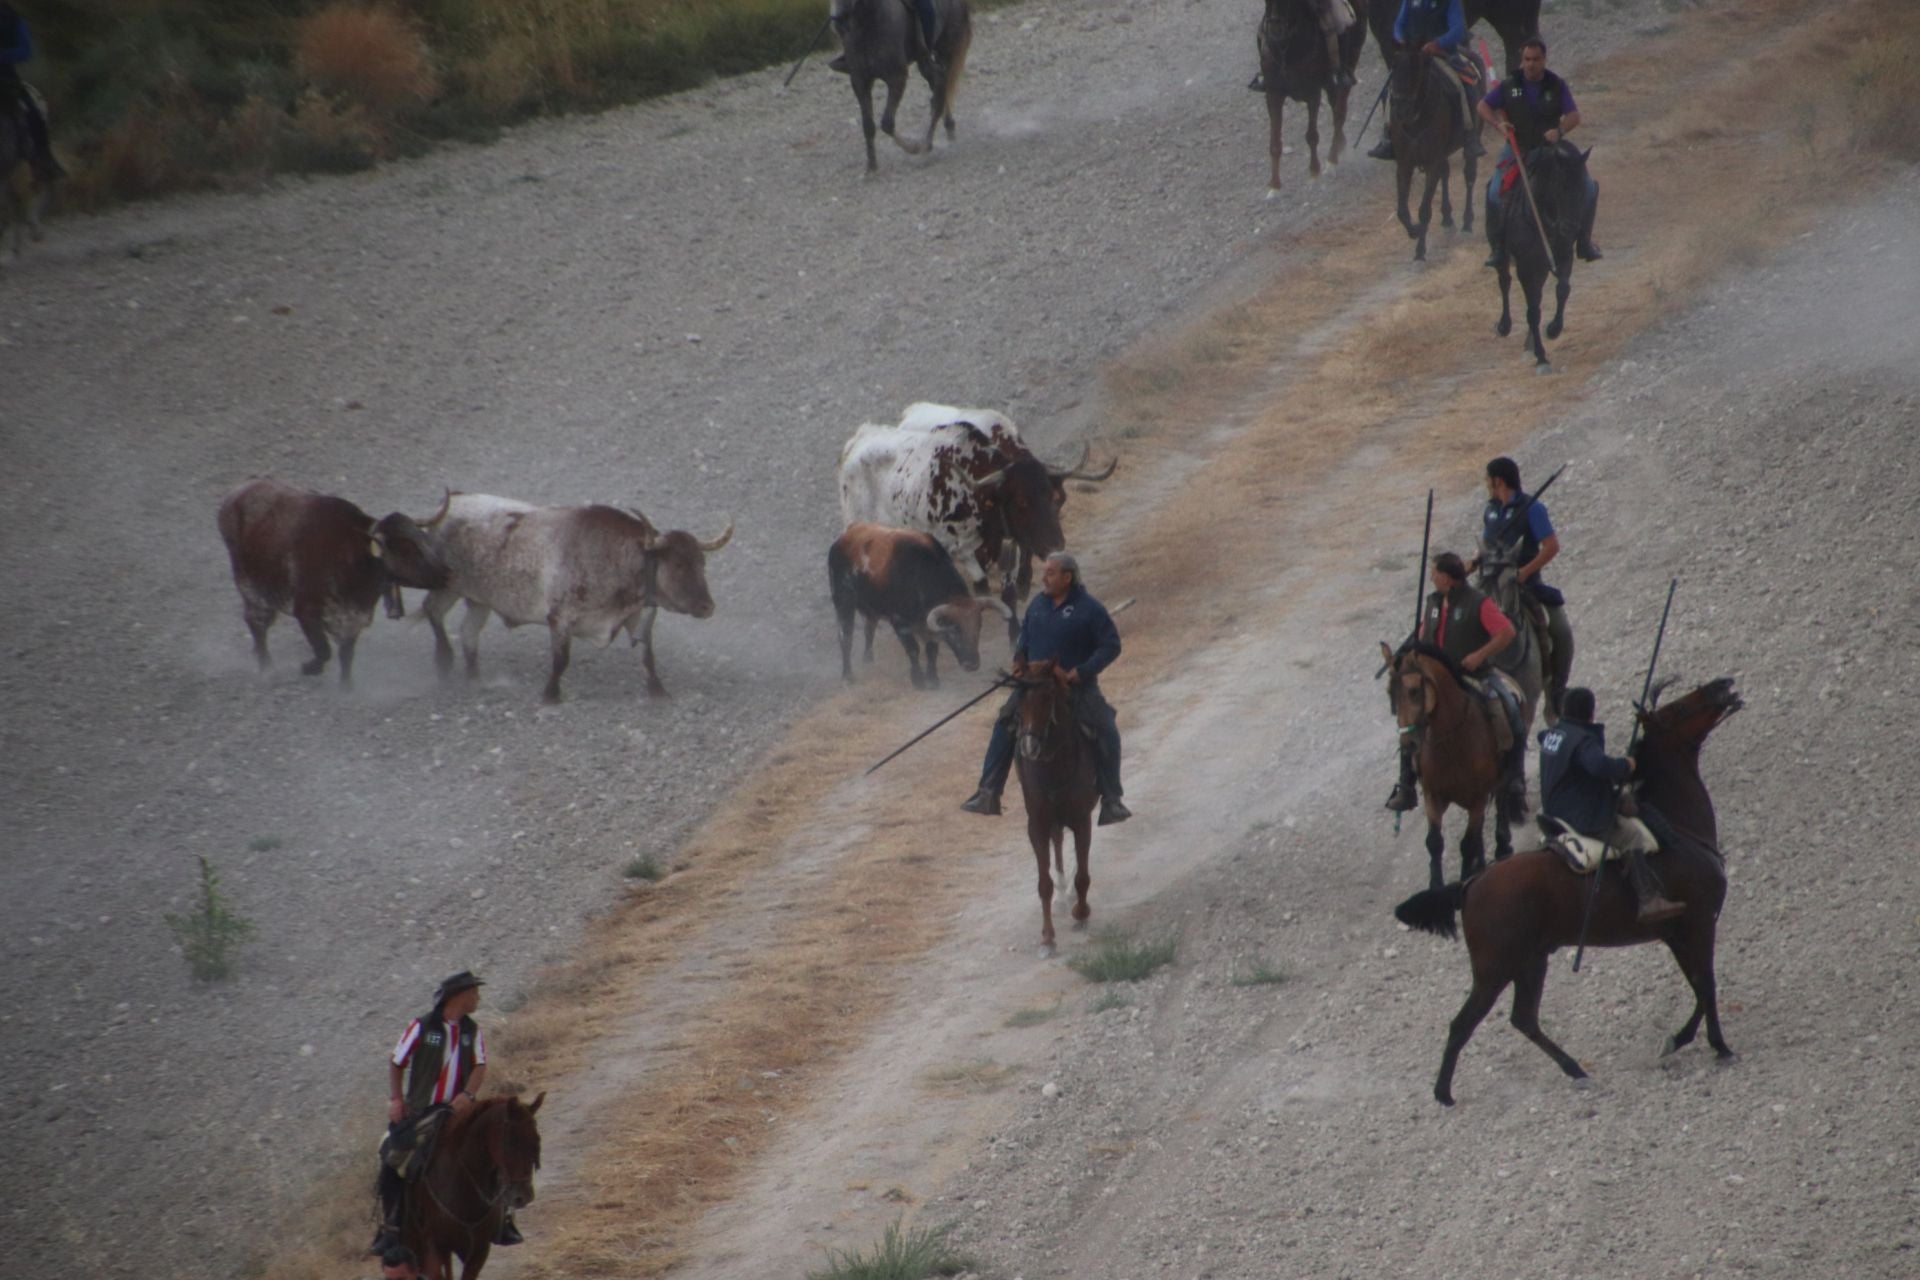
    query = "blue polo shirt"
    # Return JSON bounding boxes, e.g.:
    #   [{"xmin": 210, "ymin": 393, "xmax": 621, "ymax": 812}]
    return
[
  {"xmin": 1483, "ymin": 492, "xmax": 1564, "ymax": 605},
  {"xmin": 1015, "ymin": 584, "xmax": 1121, "ymax": 685}
]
